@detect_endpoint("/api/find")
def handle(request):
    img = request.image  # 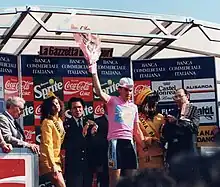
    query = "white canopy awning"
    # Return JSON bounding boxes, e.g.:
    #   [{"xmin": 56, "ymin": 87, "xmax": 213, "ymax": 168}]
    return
[{"xmin": 0, "ymin": 6, "xmax": 220, "ymax": 73}]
